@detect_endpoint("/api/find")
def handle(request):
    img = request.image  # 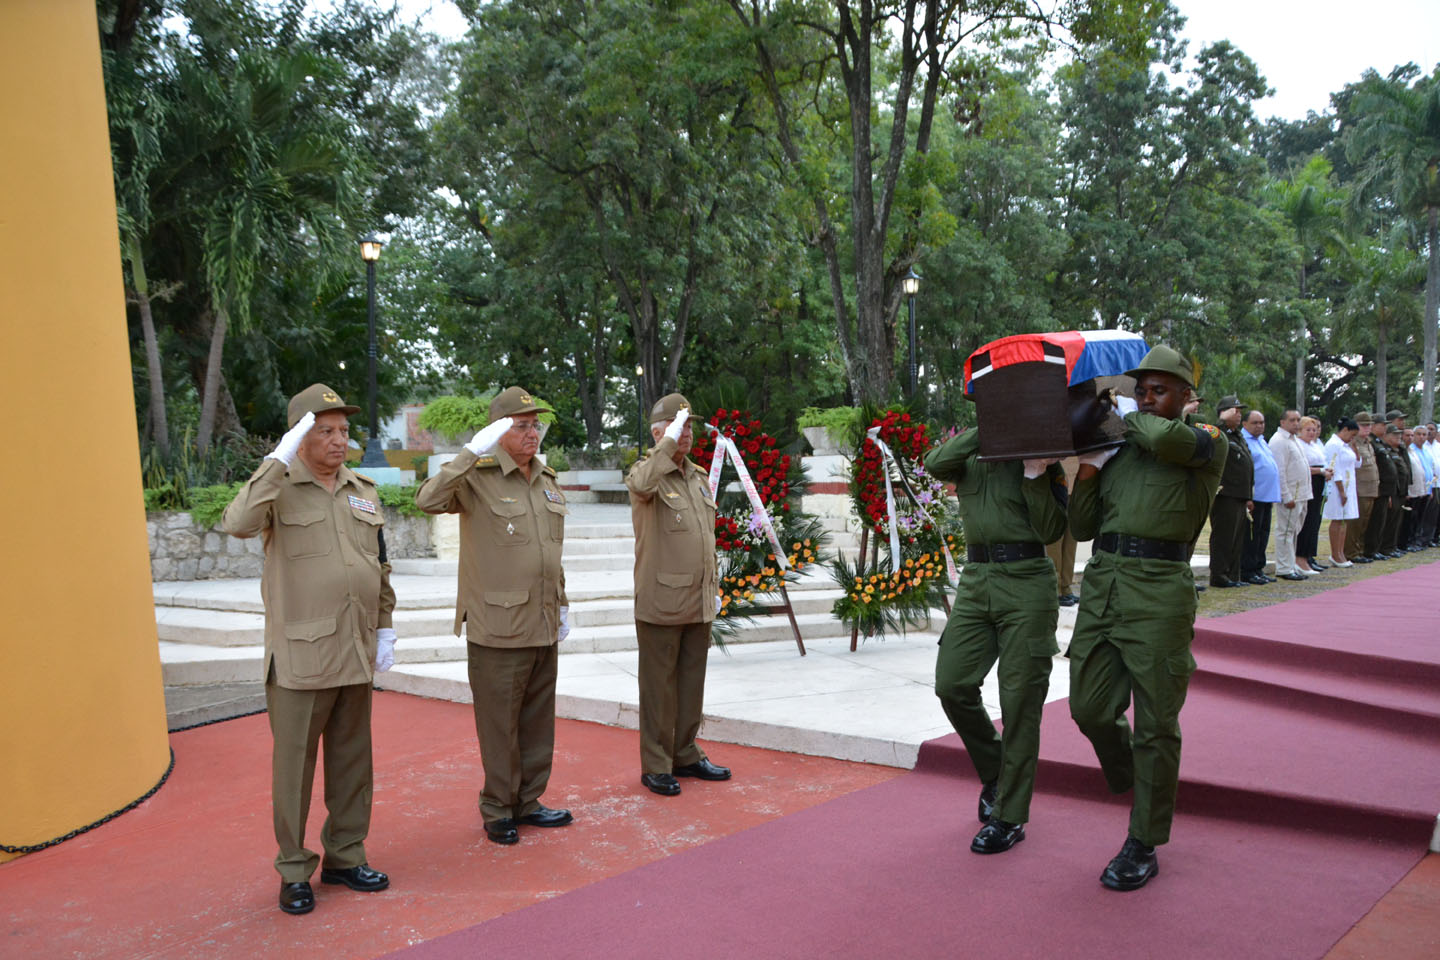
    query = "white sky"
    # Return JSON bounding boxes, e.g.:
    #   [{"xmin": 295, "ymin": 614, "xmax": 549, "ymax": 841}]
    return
[{"xmin": 394, "ymin": 0, "xmax": 1440, "ymax": 122}]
